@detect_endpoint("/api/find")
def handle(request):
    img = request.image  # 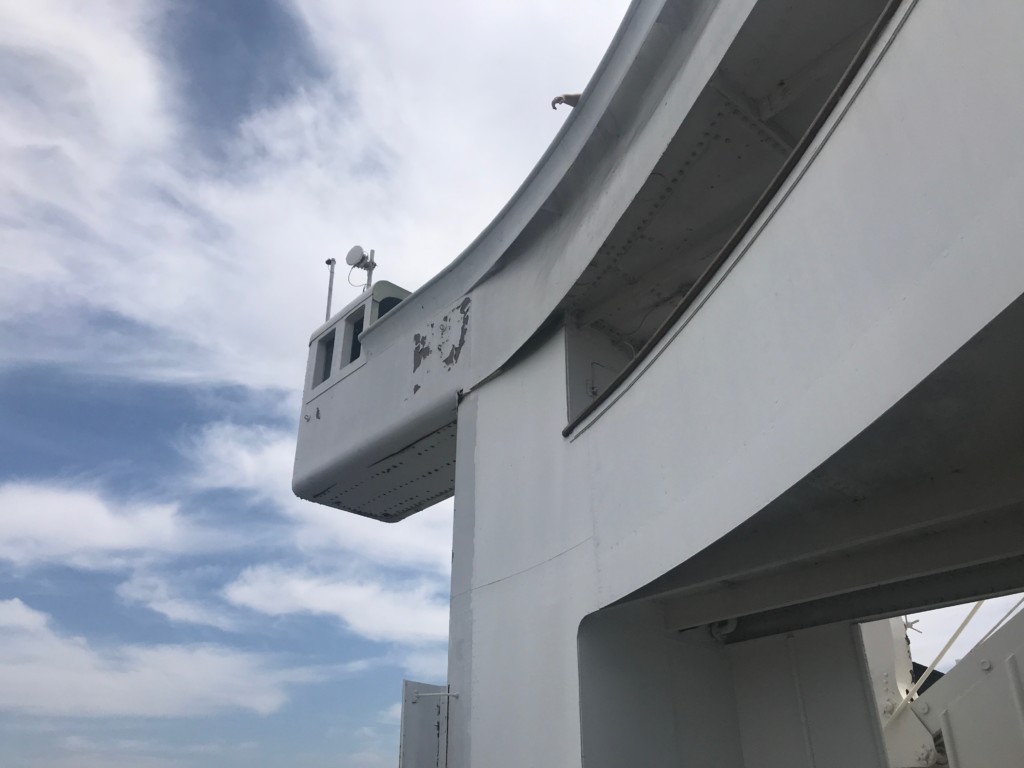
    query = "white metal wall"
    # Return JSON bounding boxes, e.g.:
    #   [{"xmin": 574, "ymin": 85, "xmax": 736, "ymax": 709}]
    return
[{"xmin": 446, "ymin": 1, "xmax": 1024, "ymax": 764}]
